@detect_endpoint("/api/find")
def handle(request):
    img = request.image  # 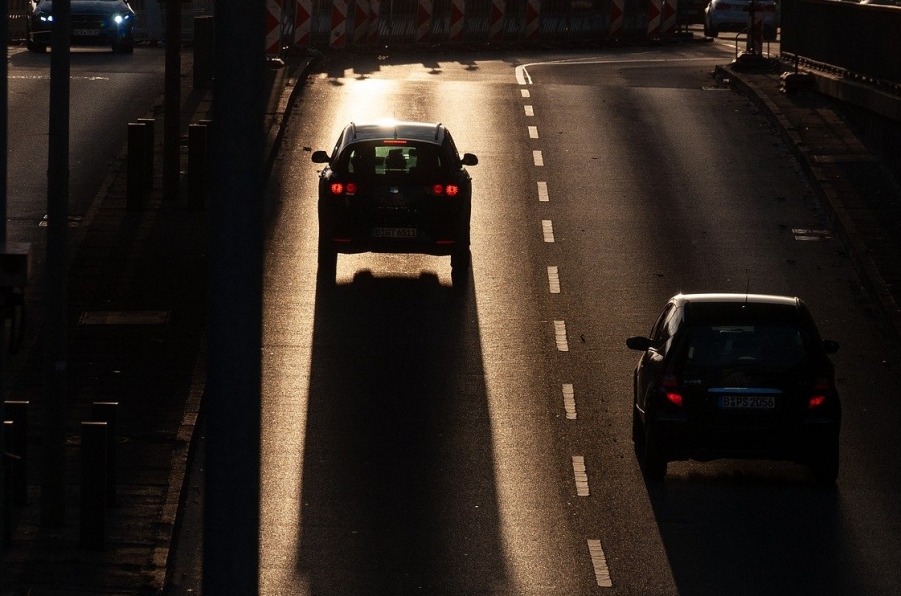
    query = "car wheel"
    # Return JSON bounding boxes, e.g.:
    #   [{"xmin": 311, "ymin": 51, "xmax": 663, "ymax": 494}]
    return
[
  {"xmin": 810, "ymin": 438, "xmax": 839, "ymax": 486},
  {"xmin": 642, "ymin": 418, "xmax": 668, "ymax": 480},
  {"xmin": 317, "ymin": 238, "xmax": 337, "ymax": 282},
  {"xmin": 451, "ymin": 248, "xmax": 471, "ymax": 290},
  {"xmin": 27, "ymin": 39, "xmax": 47, "ymax": 53}
]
